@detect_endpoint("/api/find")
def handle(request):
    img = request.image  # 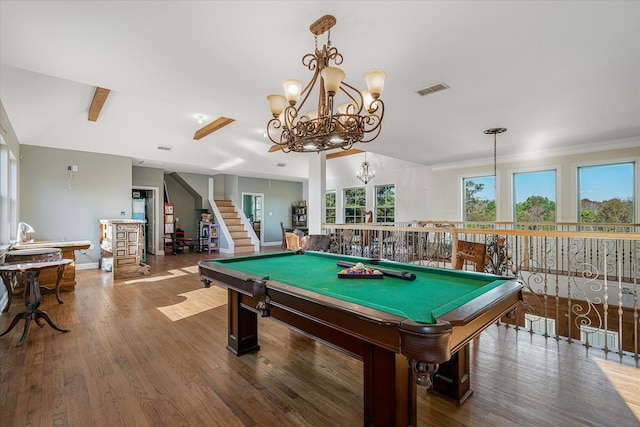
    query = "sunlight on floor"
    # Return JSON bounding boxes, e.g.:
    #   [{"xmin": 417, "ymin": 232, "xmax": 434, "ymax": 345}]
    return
[
  {"xmin": 157, "ymin": 285, "xmax": 228, "ymax": 321},
  {"xmin": 180, "ymin": 265, "xmax": 200, "ymax": 274},
  {"xmin": 594, "ymin": 357, "xmax": 640, "ymax": 420},
  {"xmin": 123, "ymin": 268, "xmax": 190, "ymax": 284}
]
